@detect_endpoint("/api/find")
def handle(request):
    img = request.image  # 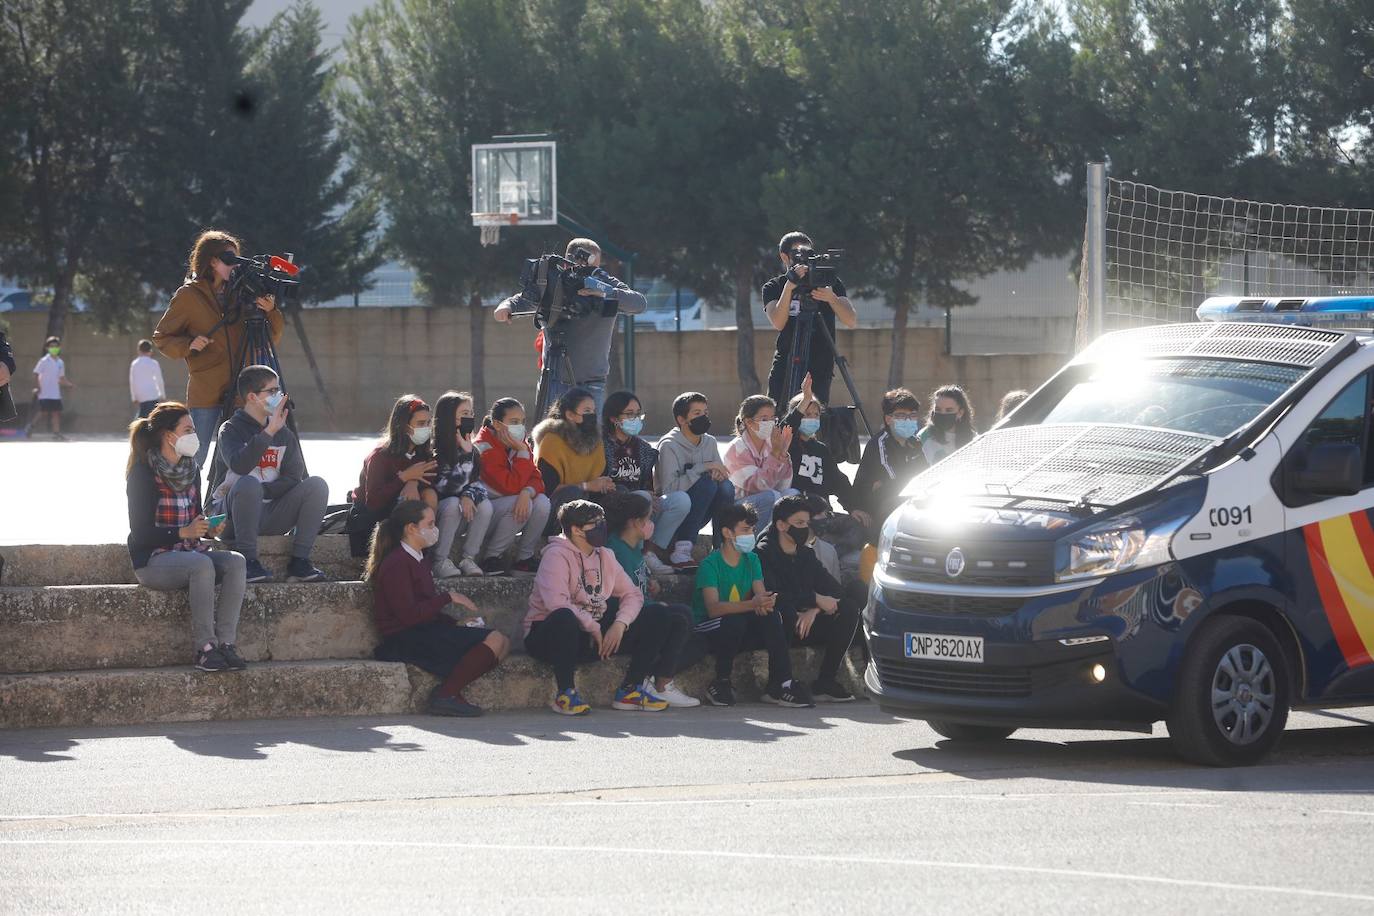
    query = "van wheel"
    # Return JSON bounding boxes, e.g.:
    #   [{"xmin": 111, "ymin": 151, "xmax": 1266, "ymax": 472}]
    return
[
  {"xmin": 1167, "ymin": 616, "xmax": 1290, "ymax": 766},
  {"xmin": 928, "ymin": 720, "xmax": 1016, "ymax": 742}
]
